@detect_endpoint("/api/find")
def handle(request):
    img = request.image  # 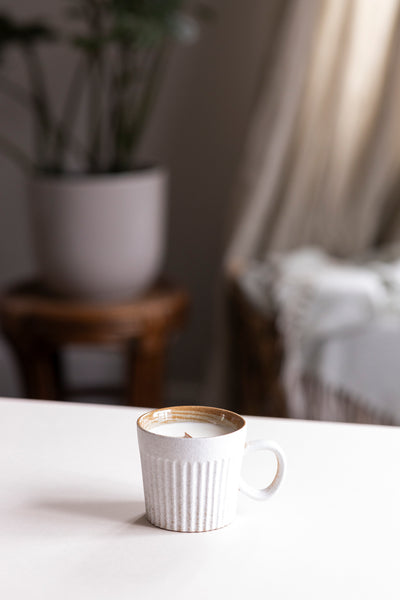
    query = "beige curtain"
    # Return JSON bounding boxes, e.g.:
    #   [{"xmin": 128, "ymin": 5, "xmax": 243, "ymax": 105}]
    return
[{"xmin": 226, "ymin": 0, "xmax": 400, "ymax": 268}]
